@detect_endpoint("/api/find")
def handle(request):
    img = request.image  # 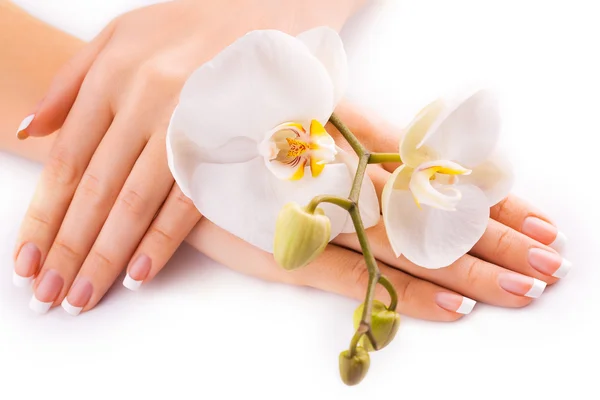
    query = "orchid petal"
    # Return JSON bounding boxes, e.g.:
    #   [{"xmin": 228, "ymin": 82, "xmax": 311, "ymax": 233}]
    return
[
  {"xmin": 383, "ymin": 183, "xmax": 489, "ymax": 269},
  {"xmin": 460, "ymin": 149, "xmax": 514, "ymax": 206},
  {"xmin": 399, "ymin": 99, "xmax": 445, "ymax": 168},
  {"xmin": 420, "ymin": 90, "xmax": 501, "ymax": 168},
  {"xmin": 297, "ymin": 26, "xmax": 348, "ymax": 106},
  {"xmin": 170, "ymin": 30, "xmax": 335, "ymax": 154}
]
